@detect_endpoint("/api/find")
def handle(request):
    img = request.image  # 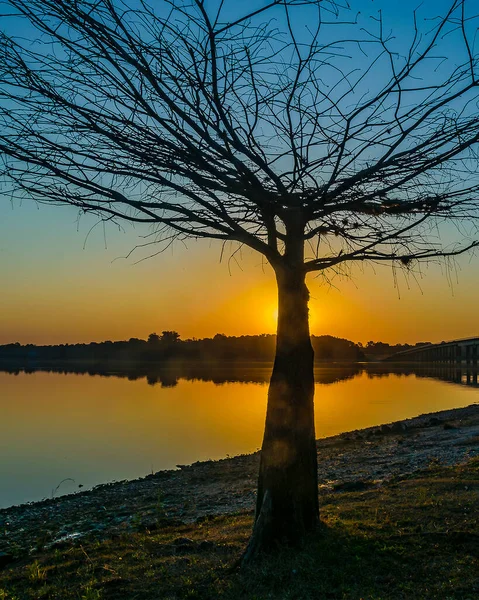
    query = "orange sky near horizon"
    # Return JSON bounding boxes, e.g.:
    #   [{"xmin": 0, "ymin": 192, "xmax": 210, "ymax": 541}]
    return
[{"xmin": 2, "ymin": 200, "xmax": 479, "ymax": 347}]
